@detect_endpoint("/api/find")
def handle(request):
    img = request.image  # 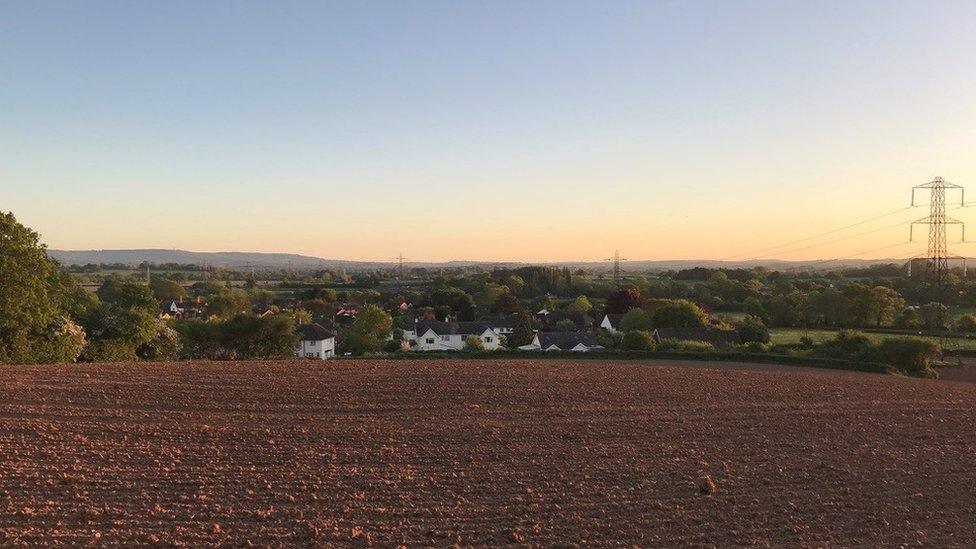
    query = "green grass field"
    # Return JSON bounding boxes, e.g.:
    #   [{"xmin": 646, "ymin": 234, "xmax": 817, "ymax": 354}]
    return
[{"xmin": 770, "ymin": 328, "xmax": 976, "ymax": 350}]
